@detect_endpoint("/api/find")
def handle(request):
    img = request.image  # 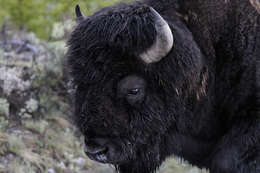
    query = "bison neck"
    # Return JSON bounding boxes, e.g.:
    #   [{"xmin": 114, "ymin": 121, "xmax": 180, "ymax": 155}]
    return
[
  {"xmin": 160, "ymin": 131, "xmax": 217, "ymax": 168},
  {"xmin": 159, "ymin": 82, "xmax": 224, "ymax": 168}
]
